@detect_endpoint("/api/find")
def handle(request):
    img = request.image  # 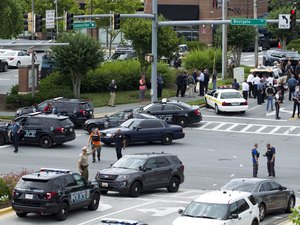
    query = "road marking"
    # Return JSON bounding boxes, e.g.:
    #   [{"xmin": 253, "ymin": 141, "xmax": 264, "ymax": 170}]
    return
[
  {"xmin": 245, "ymin": 105, "xmax": 262, "ymax": 112},
  {"xmin": 204, "ymin": 115, "xmax": 287, "ymax": 122},
  {"xmin": 269, "ymin": 126, "xmax": 281, "ymax": 134},
  {"xmin": 0, "ymin": 145, "xmax": 10, "ymax": 149},
  {"xmin": 199, "ymin": 121, "xmax": 213, "ymax": 129},
  {"xmin": 256, "ymin": 125, "xmax": 268, "ymax": 133},
  {"xmin": 283, "ymin": 127, "xmax": 296, "ymax": 135},
  {"xmin": 212, "ymin": 122, "xmax": 226, "ymax": 130},
  {"xmin": 230, "ymin": 174, "xmax": 235, "ymax": 177},
  {"xmin": 240, "ymin": 124, "xmax": 252, "ymax": 132},
  {"xmin": 225, "ymin": 124, "xmax": 239, "ymax": 131},
  {"xmin": 0, "ymin": 78, "xmax": 9, "ymax": 81},
  {"xmin": 232, "ymin": 155, "xmax": 237, "ymax": 159},
  {"xmin": 137, "ymin": 207, "xmax": 181, "ymax": 217}
]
